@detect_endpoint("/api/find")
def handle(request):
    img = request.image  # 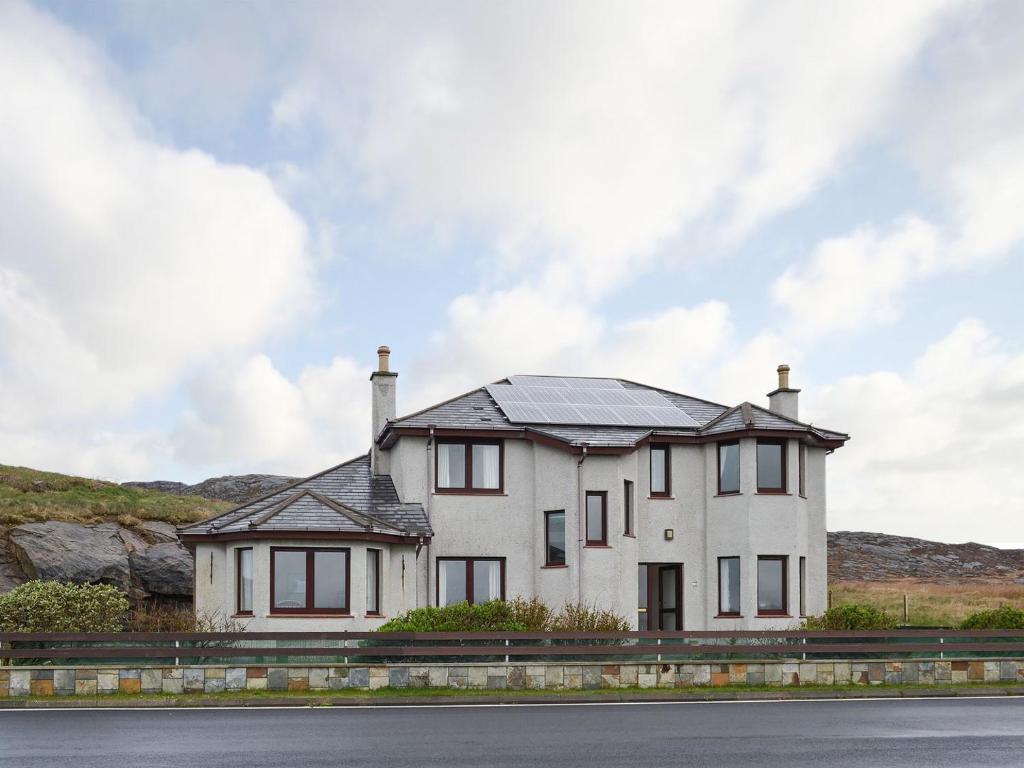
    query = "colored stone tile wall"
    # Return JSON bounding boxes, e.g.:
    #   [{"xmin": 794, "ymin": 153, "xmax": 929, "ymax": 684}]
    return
[{"xmin": 2, "ymin": 659, "xmax": 1022, "ymax": 697}]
